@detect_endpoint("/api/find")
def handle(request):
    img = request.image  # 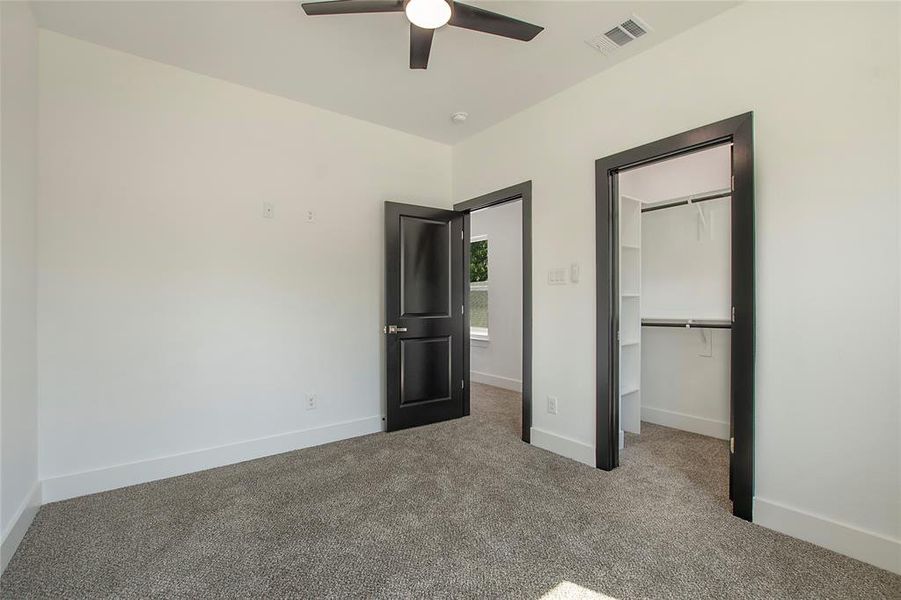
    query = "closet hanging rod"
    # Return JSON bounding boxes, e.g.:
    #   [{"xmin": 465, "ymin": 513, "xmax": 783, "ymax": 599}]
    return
[
  {"xmin": 641, "ymin": 188, "xmax": 732, "ymax": 213},
  {"xmin": 641, "ymin": 318, "xmax": 732, "ymax": 329}
]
